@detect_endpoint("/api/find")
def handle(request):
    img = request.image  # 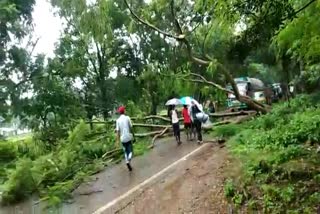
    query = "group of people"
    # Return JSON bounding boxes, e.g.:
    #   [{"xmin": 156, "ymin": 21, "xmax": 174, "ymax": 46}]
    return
[
  {"xmin": 167, "ymin": 101, "xmax": 204, "ymax": 145},
  {"xmin": 115, "ymin": 100, "xmax": 208, "ymax": 172}
]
